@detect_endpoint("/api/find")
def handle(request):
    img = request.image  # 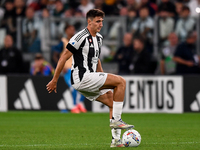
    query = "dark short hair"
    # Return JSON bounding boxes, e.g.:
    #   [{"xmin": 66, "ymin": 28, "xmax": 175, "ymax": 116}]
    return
[{"xmin": 86, "ymin": 9, "xmax": 105, "ymax": 20}]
